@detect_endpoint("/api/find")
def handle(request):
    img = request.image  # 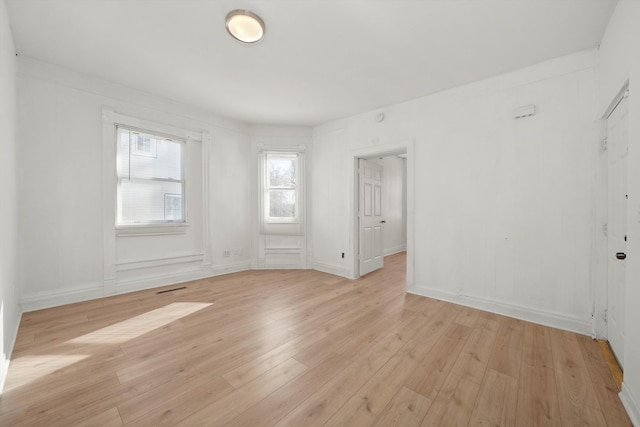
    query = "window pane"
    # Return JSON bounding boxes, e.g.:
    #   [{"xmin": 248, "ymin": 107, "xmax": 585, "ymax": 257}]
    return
[
  {"xmin": 269, "ymin": 189, "xmax": 296, "ymax": 218},
  {"xmin": 164, "ymin": 194, "xmax": 183, "ymax": 221},
  {"xmin": 116, "ymin": 126, "xmax": 185, "ymax": 225},
  {"xmin": 268, "ymin": 156, "xmax": 296, "ymax": 188},
  {"xmin": 116, "ymin": 128, "xmax": 131, "ymax": 178},
  {"xmin": 117, "ymin": 129, "xmax": 182, "ymax": 180},
  {"xmin": 118, "ymin": 180, "xmax": 183, "ymax": 224}
]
